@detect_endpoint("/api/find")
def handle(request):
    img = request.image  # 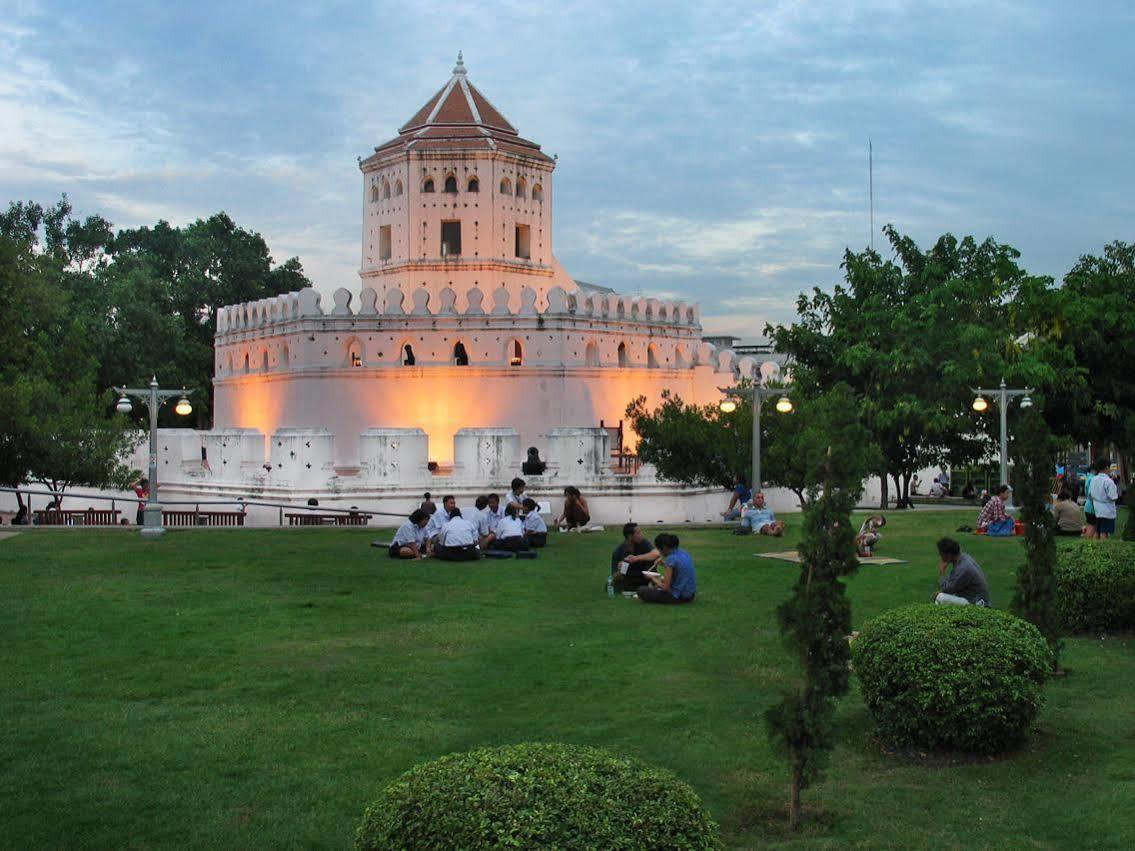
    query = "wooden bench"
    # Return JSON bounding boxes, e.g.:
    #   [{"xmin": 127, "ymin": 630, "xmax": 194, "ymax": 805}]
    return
[
  {"xmin": 162, "ymin": 510, "xmax": 246, "ymax": 527},
  {"xmin": 285, "ymin": 513, "xmax": 372, "ymax": 527},
  {"xmin": 34, "ymin": 508, "xmax": 122, "ymax": 526}
]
